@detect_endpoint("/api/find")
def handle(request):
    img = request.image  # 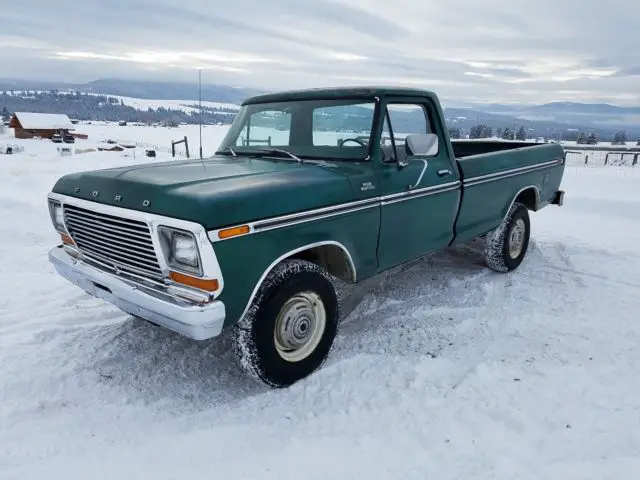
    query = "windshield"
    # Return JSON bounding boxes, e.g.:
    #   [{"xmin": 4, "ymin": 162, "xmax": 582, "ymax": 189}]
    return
[{"xmin": 216, "ymin": 98, "xmax": 377, "ymax": 161}]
